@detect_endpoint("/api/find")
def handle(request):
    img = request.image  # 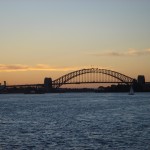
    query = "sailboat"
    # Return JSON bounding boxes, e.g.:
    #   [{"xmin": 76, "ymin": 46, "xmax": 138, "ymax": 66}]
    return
[{"xmin": 129, "ymin": 86, "xmax": 134, "ymax": 95}]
